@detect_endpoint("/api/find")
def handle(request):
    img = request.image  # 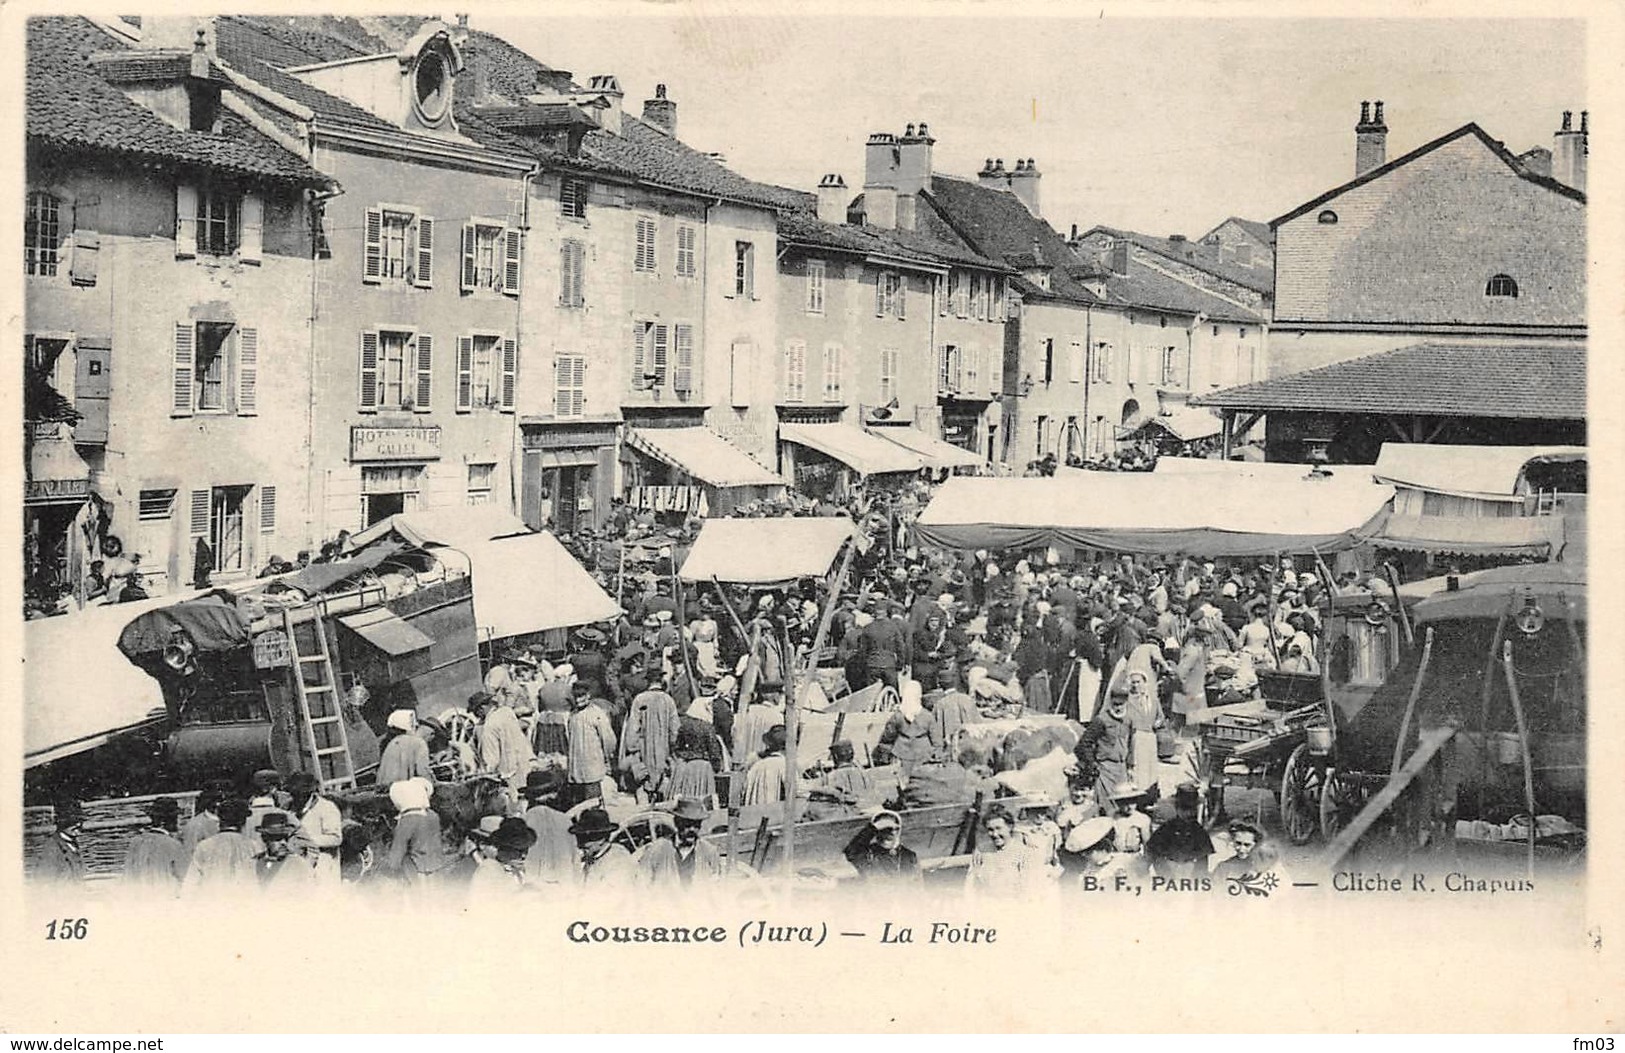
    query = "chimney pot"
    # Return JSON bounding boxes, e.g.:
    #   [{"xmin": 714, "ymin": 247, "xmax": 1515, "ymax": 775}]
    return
[
  {"xmin": 1562, "ymin": 110, "xmax": 1572, "ymax": 131},
  {"xmin": 1581, "ymin": 110, "xmax": 1588, "ymax": 133},
  {"xmin": 905, "ymin": 122, "xmax": 916, "ymax": 137},
  {"xmin": 1360, "ymin": 101, "xmax": 1371, "ymax": 123},
  {"xmin": 918, "ymin": 121, "xmax": 930, "ymax": 139},
  {"xmin": 1355, "ymin": 98, "xmax": 1388, "ymax": 176},
  {"xmin": 1373, "ymin": 101, "xmax": 1384, "ymax": 124}
]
